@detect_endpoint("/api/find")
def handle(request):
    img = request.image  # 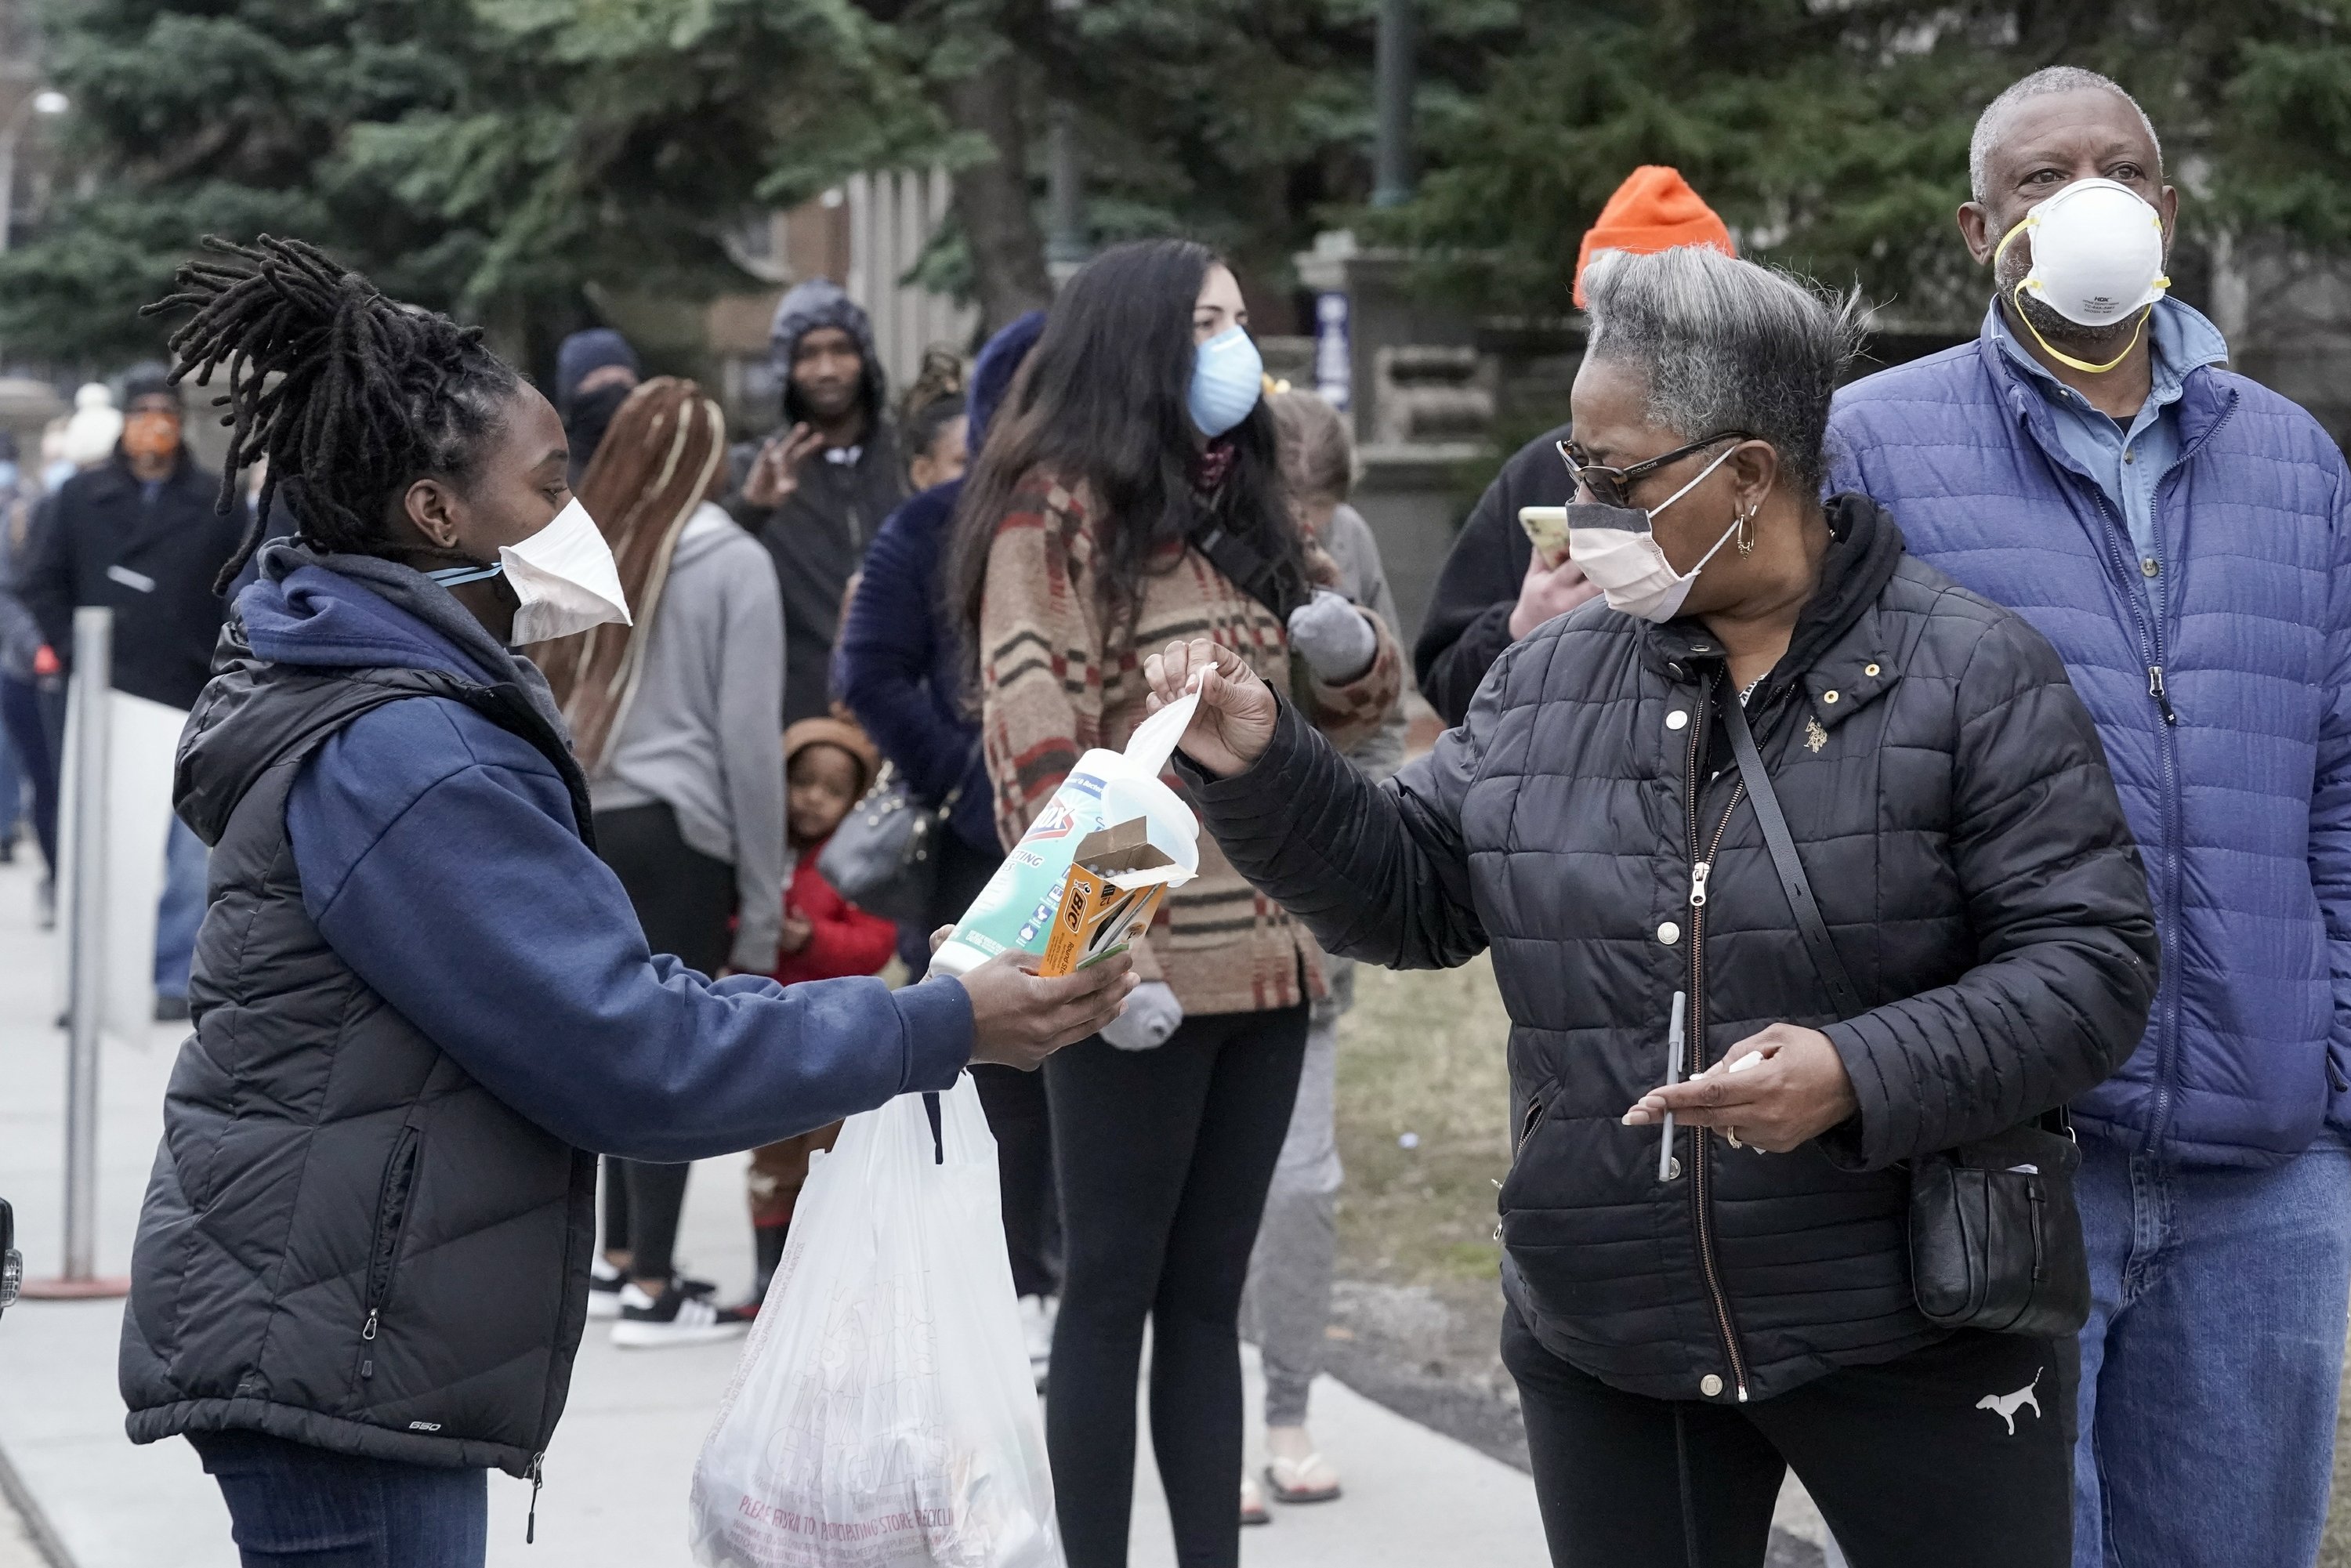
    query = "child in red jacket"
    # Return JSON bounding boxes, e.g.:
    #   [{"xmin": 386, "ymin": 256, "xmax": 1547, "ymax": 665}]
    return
[{"xmin": 742, "ymin": 716, "xmax": 896, "ymax": 1302}]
